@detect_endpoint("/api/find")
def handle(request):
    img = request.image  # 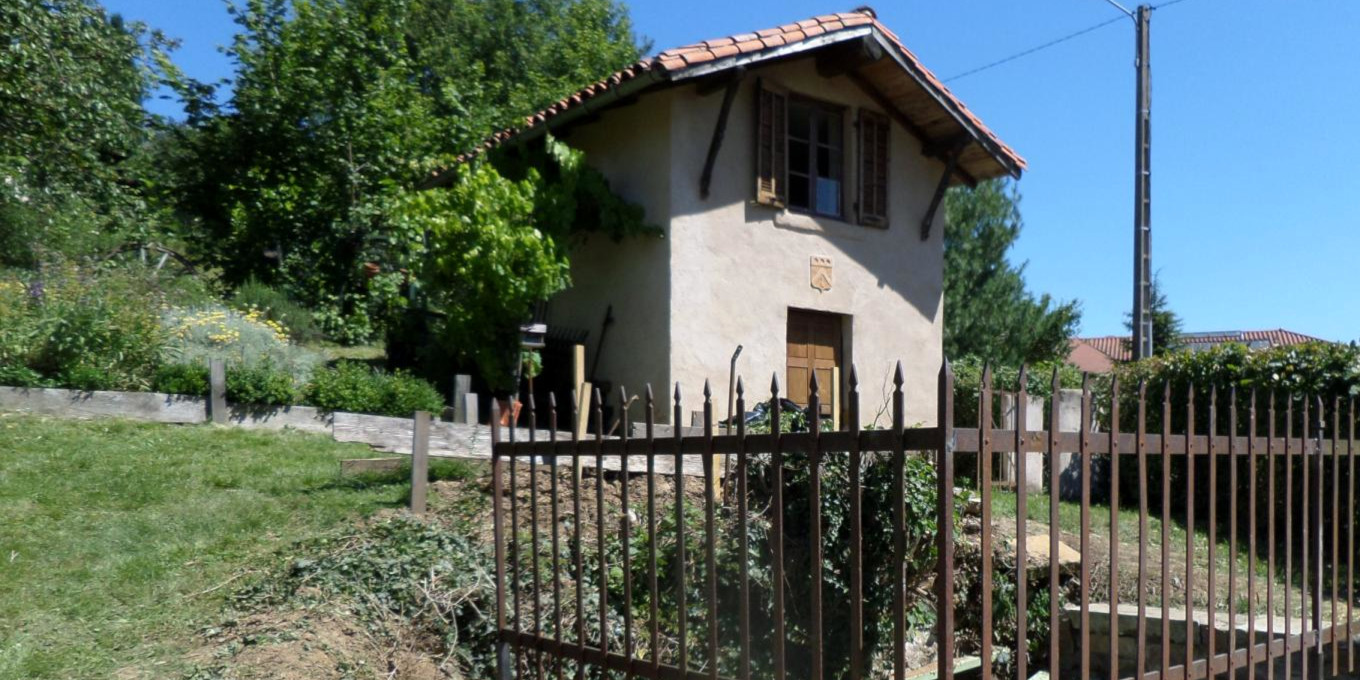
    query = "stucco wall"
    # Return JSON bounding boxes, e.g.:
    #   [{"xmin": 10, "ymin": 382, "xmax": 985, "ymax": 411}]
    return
[
  {"xmin": 666, "ymin": 57, "xmax": 946, "ymax": 426},
  {"xmin": 546, "ymin": 90, "xmax": 674, "ymax": 405}
]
